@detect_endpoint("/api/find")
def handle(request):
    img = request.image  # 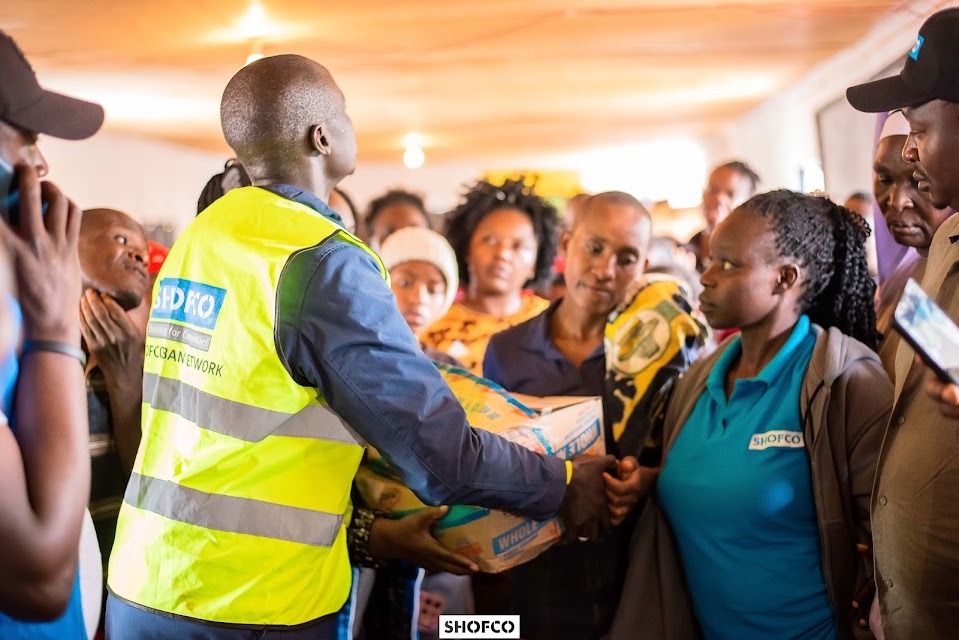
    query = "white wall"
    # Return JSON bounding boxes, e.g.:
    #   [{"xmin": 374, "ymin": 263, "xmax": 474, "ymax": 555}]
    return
[
  {"xmin": 41, "ymin": 132, "xmax": 226, "ymax": 235},
  {"xmin": 342, "ymin": 137, "xmax": 710, "ymax": 227},
  {"xmin": 40, "ymin": 132, "xmax": 488, "ymax": 236},
  {"xmin": 38, "ymin": 135, "xmax": 705, "ymax": 242},
  {"xmin": 705, "ymin": 0, "xmax": 952, "ymax": 196},
  {"xmin": 340, "ymin": 161, "xmax": 483, "ymax": 218}
]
